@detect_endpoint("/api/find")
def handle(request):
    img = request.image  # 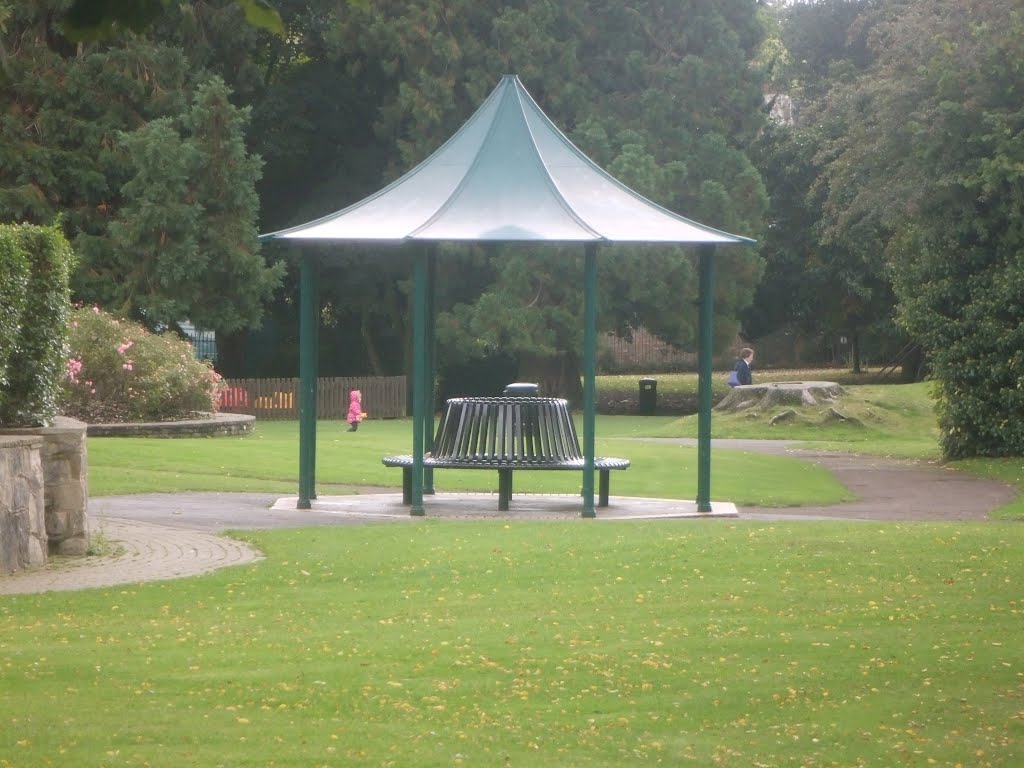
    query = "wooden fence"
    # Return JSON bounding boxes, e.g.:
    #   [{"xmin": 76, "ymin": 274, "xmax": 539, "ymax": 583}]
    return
[{"xmin": 218, "ymin": 376, "xmax": 407, "ymax": 421}]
